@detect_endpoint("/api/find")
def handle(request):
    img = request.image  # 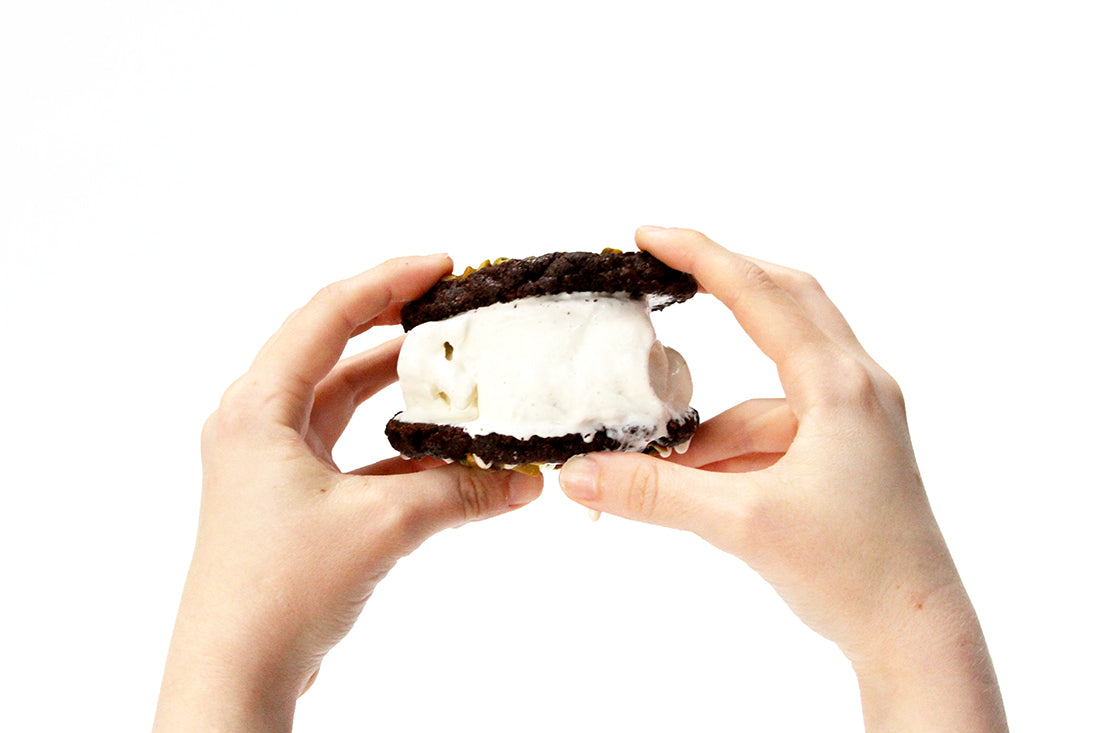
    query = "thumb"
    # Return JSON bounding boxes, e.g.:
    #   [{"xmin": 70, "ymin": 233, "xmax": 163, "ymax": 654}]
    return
[
  {"xmin": 375, "ymin": 464, "xmax": 544, "ymax": 542},
  {"xmin": 558, "ymin": 452, "xmax": 730, "ymax": 535}
]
